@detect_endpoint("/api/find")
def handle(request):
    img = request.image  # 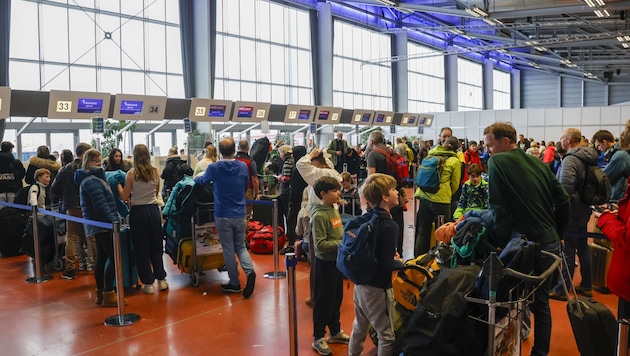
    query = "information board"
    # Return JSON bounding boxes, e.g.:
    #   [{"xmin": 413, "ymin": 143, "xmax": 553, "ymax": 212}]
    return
[
  {"xmin": 313, "ymin": 106, "xmax": 342, "ymax": 124},
  {"xmin": 0, "ymin": 87, "xmax": 10, "ymax": 119},
  {"xmin": 230, "ymin": 101, "xmax": 271, "ymax": 123},
  {"xmin": 351, "ymin": 109, "xmax": 375, "ymax": 126},
  {"xmin": 284, "ymin": 104, "xmax": 316, "ymax": 123},
  {"xmin": 112, "ymin": 94, "xmax": 167, "ymax": 121},
  {"xmin": 400, "ymin": 112, "xmax": 420, "ymax": 127},
  {"xmin": 47, "ymin": 90, "xmax": 112, "ymax": 119},
  {"xmin": 372, "ymin": 111, "xmax": 394, "ymax": 126},
  {"xmin": 418, "ymin": 113, "xmax": 435, "ymax": 127},
  {"xmin": 91, "ymin": 117, "xmax": 104, "ymax": 134},
  {"xmin": 188, "ymin": 98, "xmax": 233, "ymax": 122}
]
